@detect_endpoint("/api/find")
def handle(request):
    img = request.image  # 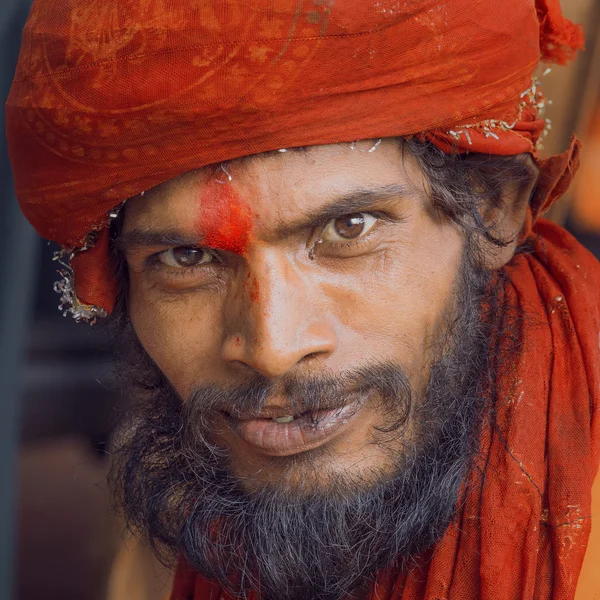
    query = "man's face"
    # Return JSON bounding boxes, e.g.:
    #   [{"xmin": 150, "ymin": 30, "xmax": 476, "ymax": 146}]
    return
[
  {"xmin": 121, "ymin": 140, "xmax": 464, "ymax": 491},
  {"xmin": 115, "ymin": 139, "xmax": 502, "ymax": 599}
]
